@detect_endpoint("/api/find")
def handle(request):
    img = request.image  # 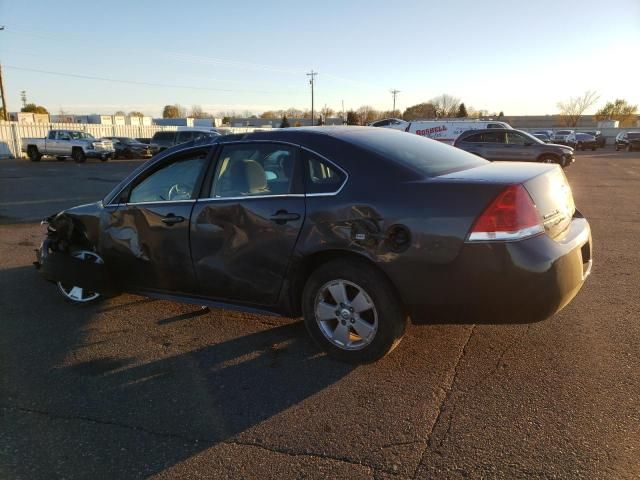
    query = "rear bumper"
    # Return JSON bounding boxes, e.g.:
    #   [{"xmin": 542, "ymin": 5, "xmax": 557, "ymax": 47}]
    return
[{"xmin": 402, "ymin": 215, "xmax": 592, "ymax": 324}]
